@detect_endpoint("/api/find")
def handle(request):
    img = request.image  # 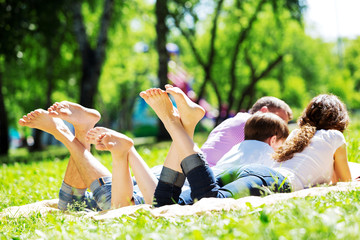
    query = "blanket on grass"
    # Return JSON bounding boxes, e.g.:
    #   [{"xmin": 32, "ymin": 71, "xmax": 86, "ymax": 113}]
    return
[{"xmin": 1, "ymin": 181, "xmax": 360, "ymax": 220}]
